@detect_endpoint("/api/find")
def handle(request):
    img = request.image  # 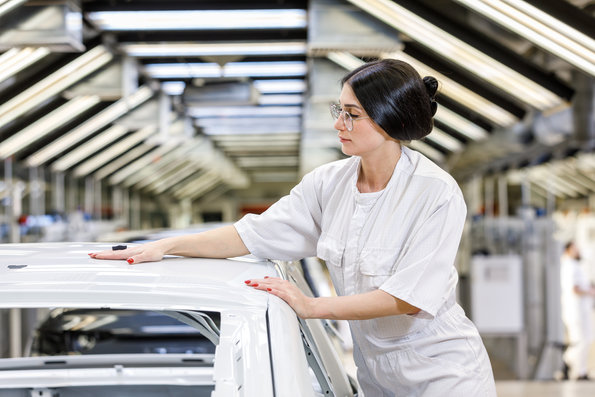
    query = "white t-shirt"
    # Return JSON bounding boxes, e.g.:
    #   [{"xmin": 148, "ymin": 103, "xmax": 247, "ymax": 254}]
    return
[{"xmin": 235, "ymin": 146, "xmax": 467, "ymax": 343}]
